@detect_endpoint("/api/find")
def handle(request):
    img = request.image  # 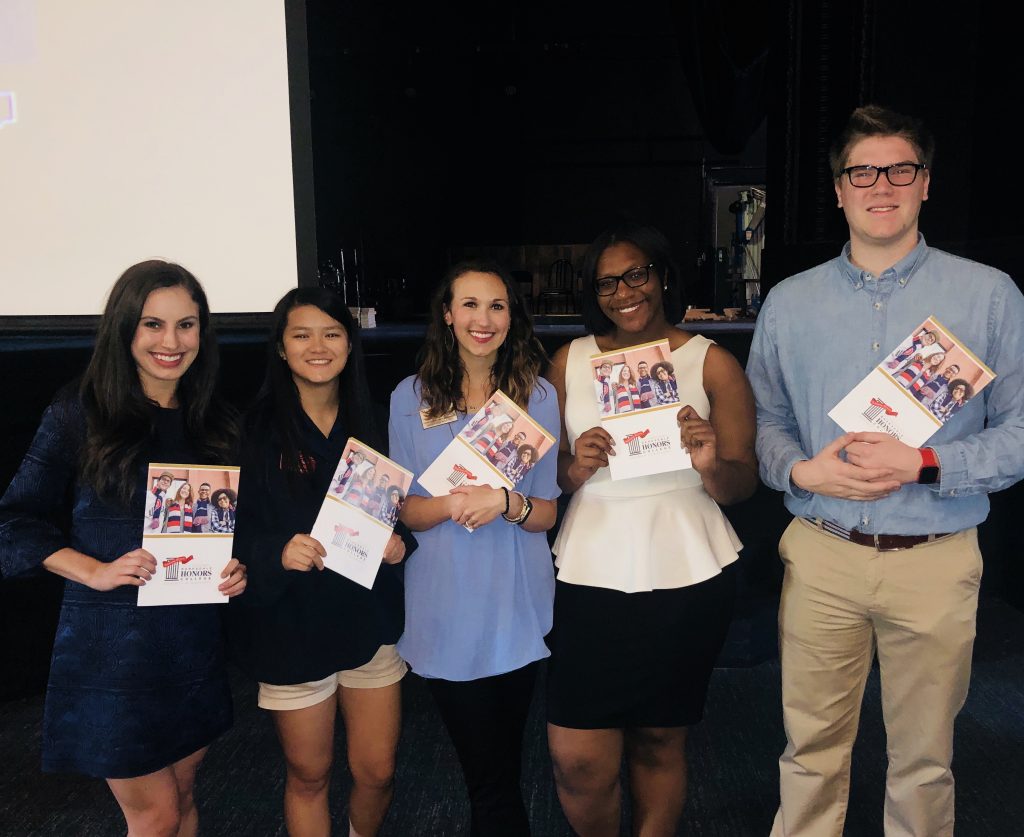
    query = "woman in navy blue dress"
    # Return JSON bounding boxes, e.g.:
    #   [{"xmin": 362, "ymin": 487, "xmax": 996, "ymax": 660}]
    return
[{"xmin": 0, "ymin": 261, "xmax": 247, "ymax": 836}]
